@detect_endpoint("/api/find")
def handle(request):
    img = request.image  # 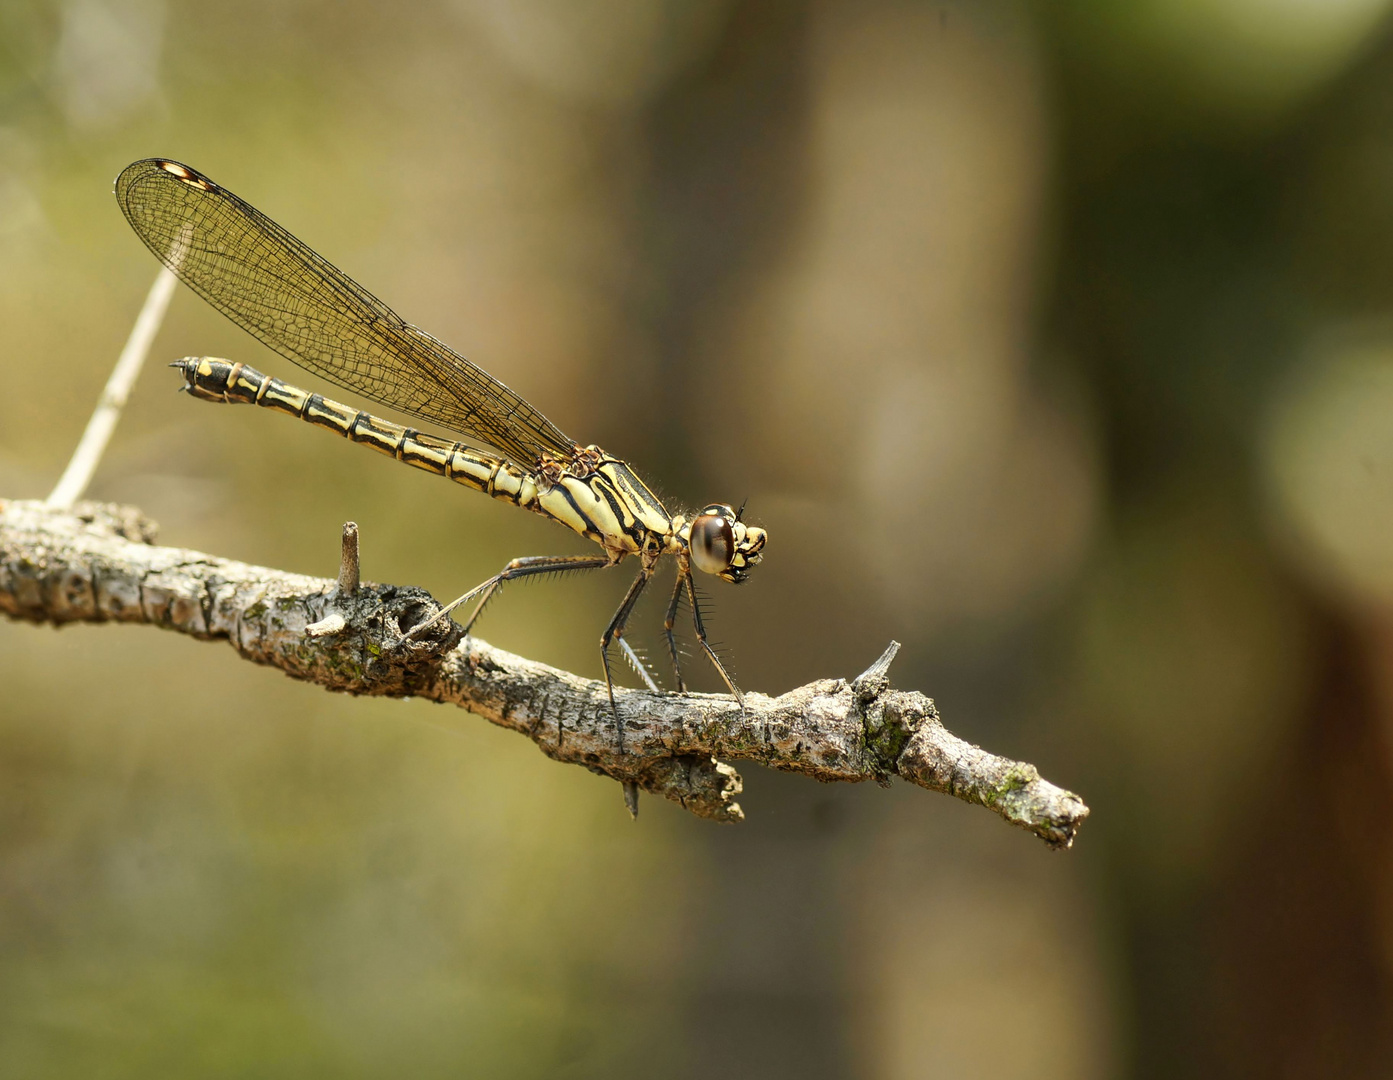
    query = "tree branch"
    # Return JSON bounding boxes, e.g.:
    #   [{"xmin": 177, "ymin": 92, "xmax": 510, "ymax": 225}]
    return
[{"xmin": 0, "ymin": 498, "xmax": 1089, "ymax": 848}]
